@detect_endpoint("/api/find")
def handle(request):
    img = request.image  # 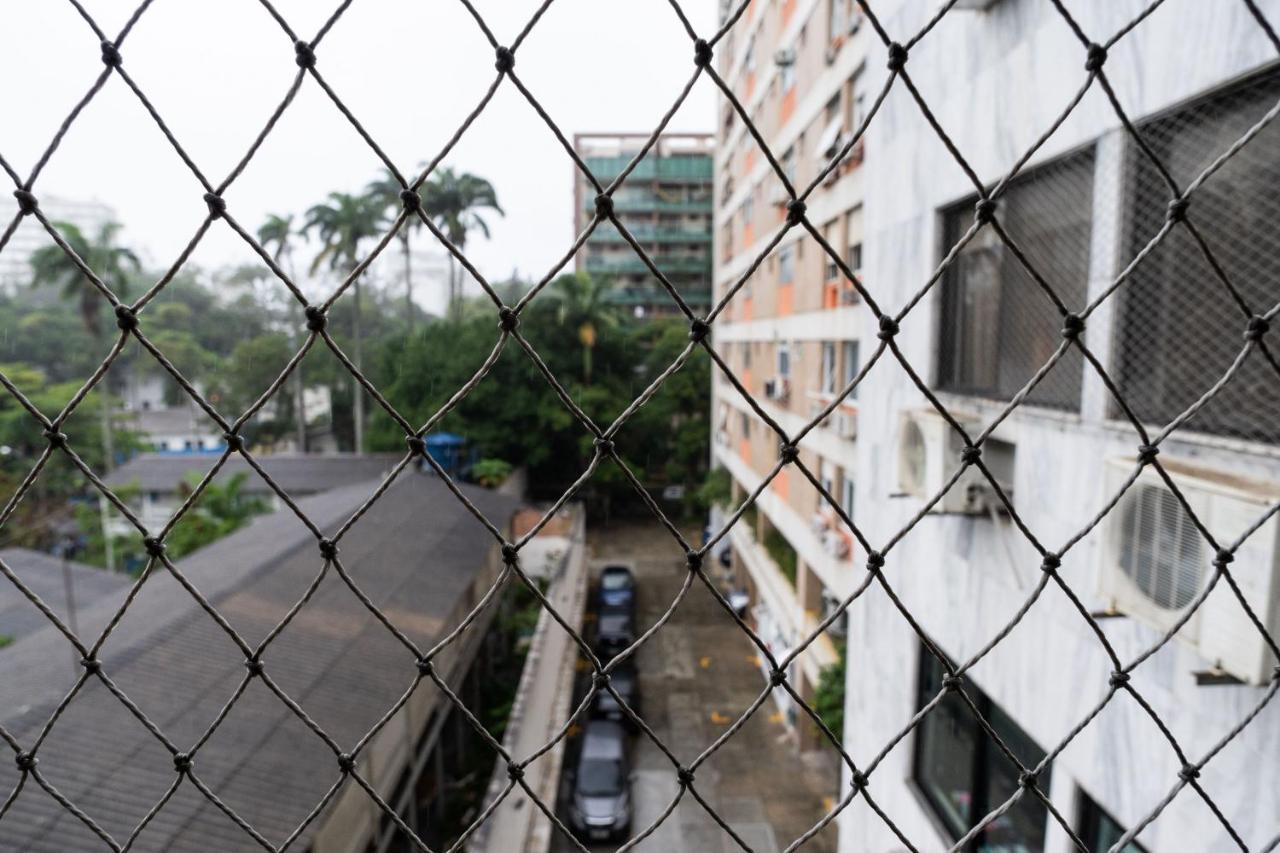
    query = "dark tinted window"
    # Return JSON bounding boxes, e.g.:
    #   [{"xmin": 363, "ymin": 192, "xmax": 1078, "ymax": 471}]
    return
[
  {"xmin": 578, "ymin": 759, "xmax": 623, "ymax": 796},
  {"xmin": 1078, "ymin": 790, "xmax": 1148, "ymax": 852},
  {"xmin": 937, "ymin": 150, "xmax": 1094, "ymax": 410}
]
